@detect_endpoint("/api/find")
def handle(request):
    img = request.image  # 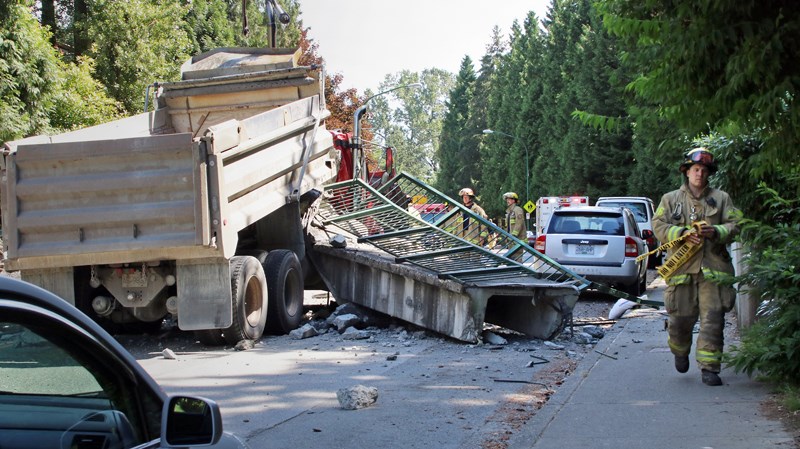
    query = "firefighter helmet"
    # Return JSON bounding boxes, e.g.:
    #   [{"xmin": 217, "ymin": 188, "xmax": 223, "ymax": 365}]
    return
[
  {"xmin": 680, "ymin": 147, "xmax": 717, "ymax": 174},
  {"xmin": 503, "ymin": 192, "xmax": 519, "ymax": 201},
  {"xmin": 459, "ymin": 187, "xmax": 475, "ymax": 197}
]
